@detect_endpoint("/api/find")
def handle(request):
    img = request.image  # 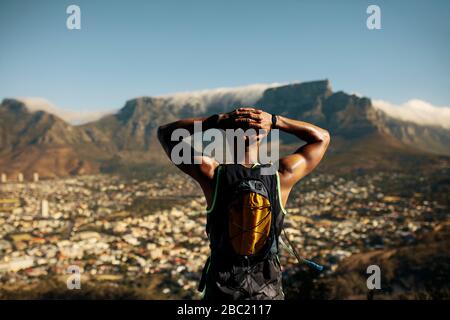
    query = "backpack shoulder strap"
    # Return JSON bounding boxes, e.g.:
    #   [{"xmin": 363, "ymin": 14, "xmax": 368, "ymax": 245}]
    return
[{"xmin": 206, "ymin": 165, "xmax": 223, "ymax": 214}]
